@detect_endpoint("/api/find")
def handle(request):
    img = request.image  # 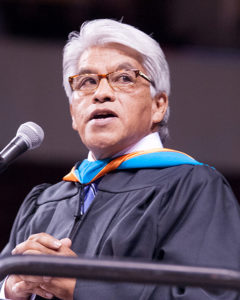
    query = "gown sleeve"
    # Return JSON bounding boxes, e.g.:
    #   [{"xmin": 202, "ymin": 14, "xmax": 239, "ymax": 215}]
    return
[
  {"xmin": 0, "ymin": 184, "xmax": 51, "ymax": 292},
  {"xmin": 0, "ymin": 183, "xmax": 51, "ymax": 258},
  {"xmin": 152, "ymin": 165, "xmax": 240, "ymax": 299}
]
